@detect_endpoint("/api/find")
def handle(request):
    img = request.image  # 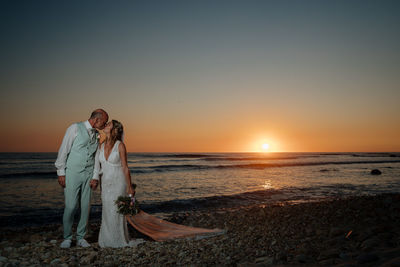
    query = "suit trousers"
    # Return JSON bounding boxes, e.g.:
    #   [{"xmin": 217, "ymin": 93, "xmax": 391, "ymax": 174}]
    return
[{"xmin": 63, "ymin": 168, "xmax": 92, "ymax": 240}]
